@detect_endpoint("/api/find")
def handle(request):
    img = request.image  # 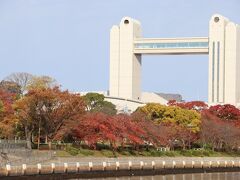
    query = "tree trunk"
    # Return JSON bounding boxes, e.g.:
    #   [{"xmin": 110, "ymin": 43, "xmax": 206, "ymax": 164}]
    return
[
  {"xmin": 48, "ymin": 141, "xmax": 52, "ymax": 150},
  {"xmin": 38, "ymin": 120, "xmax": 41, "ymax": 150},
  {"xmin": 45, "ymin": 135, "xmax": 48, "ymax": 144},
  {"xmin": 25, "ymin": 126, "xmax": 32, "ymax": 149}
]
